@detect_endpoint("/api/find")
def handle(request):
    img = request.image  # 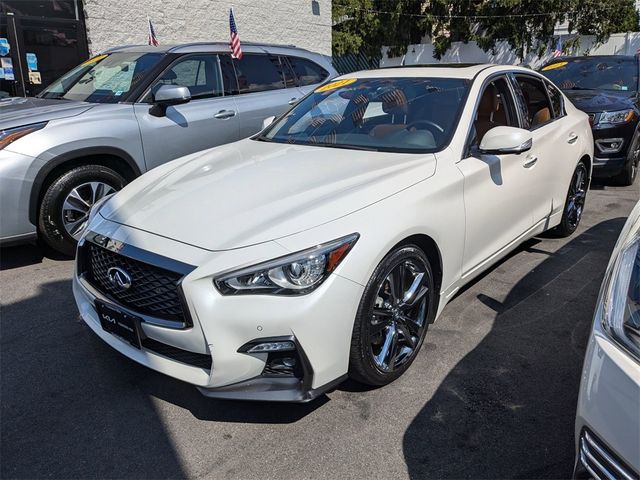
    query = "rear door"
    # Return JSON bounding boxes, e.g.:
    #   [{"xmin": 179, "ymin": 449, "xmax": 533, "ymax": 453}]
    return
[
  {"xmin": 510, "ymin": 73, "xmax": 579, "ymax": 222},
  {"xmin": 231, "ymin": 53, "xmax": 301, "ymax": 138},
  {"xmin": 134, "ymin": 53, "xmax": 240, "ymax": 171}
]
